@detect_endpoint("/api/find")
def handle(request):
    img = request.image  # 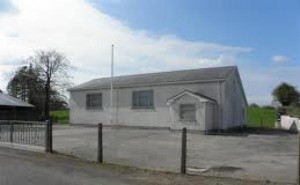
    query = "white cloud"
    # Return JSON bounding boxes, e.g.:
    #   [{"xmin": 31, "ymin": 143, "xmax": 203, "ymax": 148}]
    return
[
  {"xmin": 272, "ymin": 55, "xmax": 289, "ymax": 63},
  {"xmin": 241, "ymin": 66, "xmax": 300, "ymax": 105},
  {"xmin": 0, "ymin": 0, "xmax": 252, "ymax": 91},
  {"xmin": 0, "ymin": 0, "xmax": 298, "ymax": 106}
]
